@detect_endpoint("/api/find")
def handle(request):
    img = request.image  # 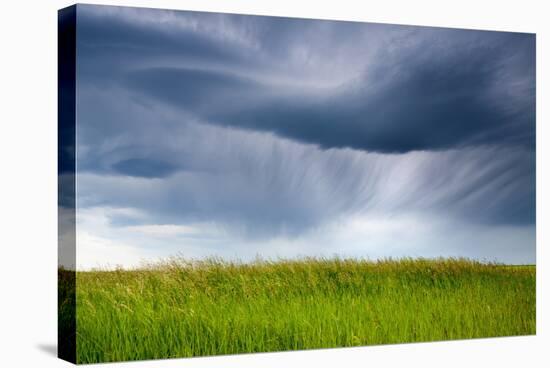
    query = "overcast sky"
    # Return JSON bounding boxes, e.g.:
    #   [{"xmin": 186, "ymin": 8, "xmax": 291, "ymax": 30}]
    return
[{"xmin": 67, "ymin": 4, "xmax": 535, "ymax": 269}]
